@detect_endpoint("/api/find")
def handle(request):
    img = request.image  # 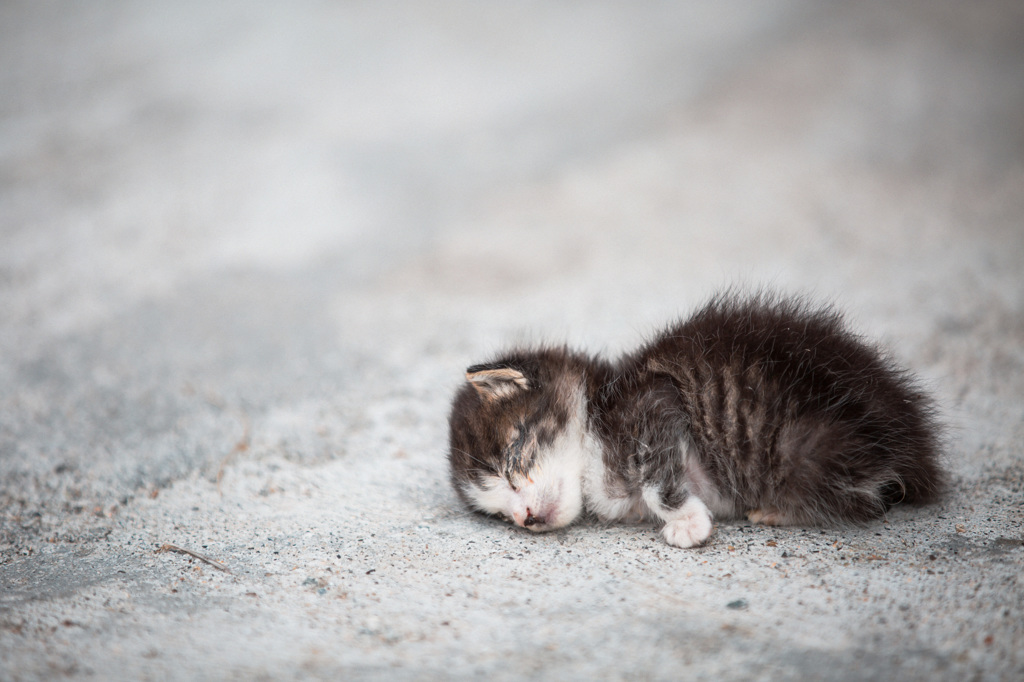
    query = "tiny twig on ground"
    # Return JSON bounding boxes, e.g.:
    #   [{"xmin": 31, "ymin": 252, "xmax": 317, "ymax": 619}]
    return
[{"xmin": 156, "ymin": 543, "xmax": 232, "ymax": 573}]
